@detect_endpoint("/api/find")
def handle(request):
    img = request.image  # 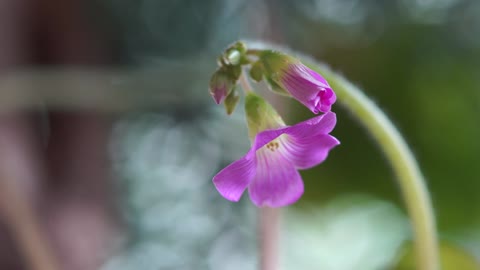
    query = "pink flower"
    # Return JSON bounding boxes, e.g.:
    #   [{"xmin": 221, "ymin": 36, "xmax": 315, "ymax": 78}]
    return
[{"xmin": 213, "ymin": 112, "xmax": 339, "ymax": 207}]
